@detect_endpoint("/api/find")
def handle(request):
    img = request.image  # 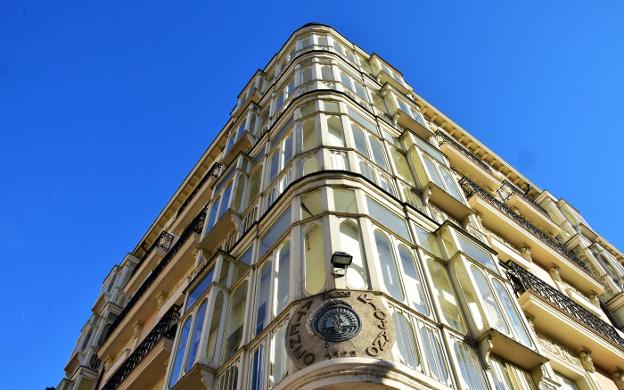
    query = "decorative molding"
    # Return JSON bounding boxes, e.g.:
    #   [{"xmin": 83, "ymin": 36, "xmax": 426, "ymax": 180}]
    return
[{"xmin": 578, "ymin": 350, "xmax": 595, "ymax": 373}]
